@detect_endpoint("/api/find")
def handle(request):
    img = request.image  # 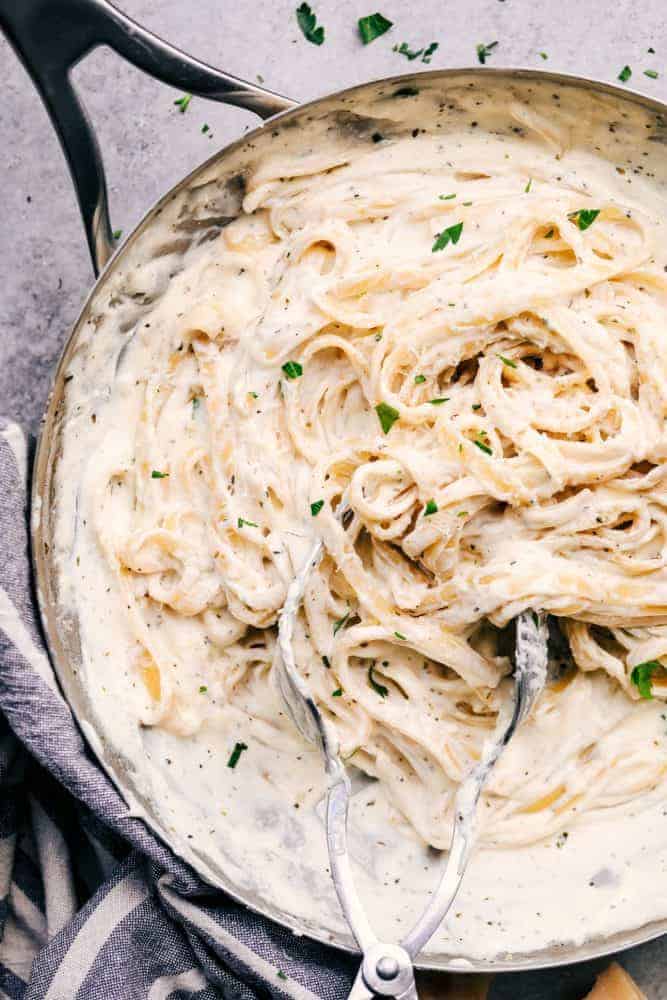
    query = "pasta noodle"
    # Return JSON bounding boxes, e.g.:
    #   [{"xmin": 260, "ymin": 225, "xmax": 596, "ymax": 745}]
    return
[{"xmin": 90, "ymin": 115, "xmax": 667, "ymax": 851}]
